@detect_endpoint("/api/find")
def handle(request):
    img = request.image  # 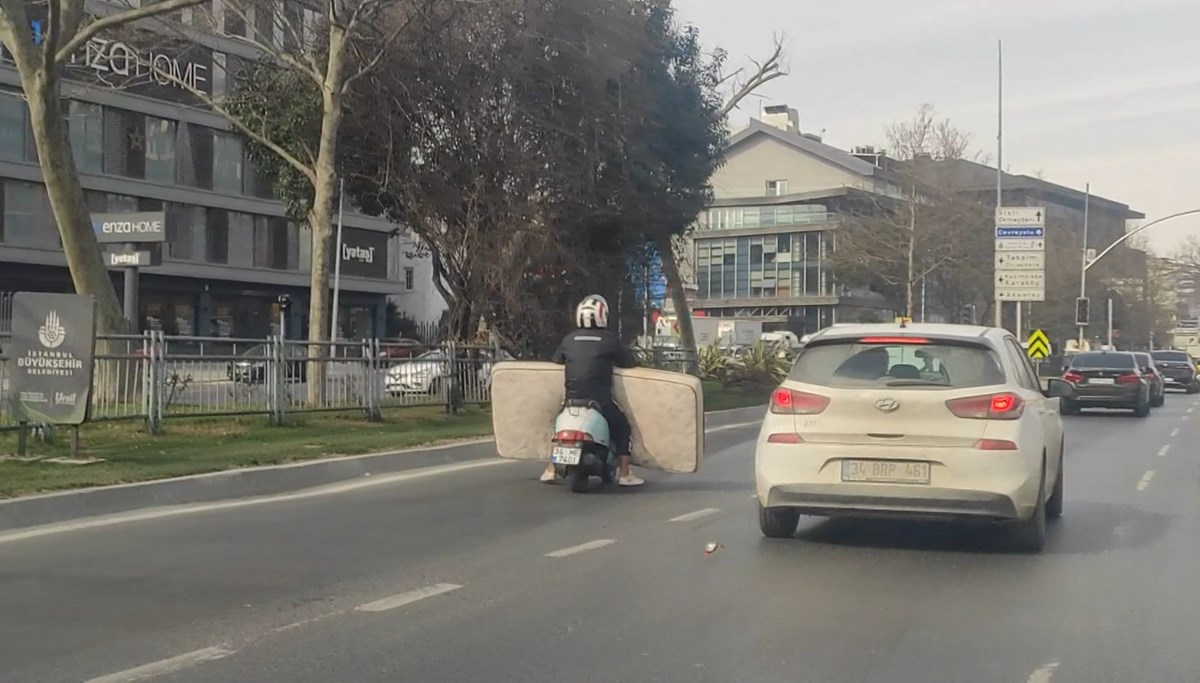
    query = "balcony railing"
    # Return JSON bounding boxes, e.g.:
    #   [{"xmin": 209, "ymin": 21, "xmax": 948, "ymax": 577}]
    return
[{"xmin": 699, "ymin": 207, "xmax": 836, "ymax": 231}]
